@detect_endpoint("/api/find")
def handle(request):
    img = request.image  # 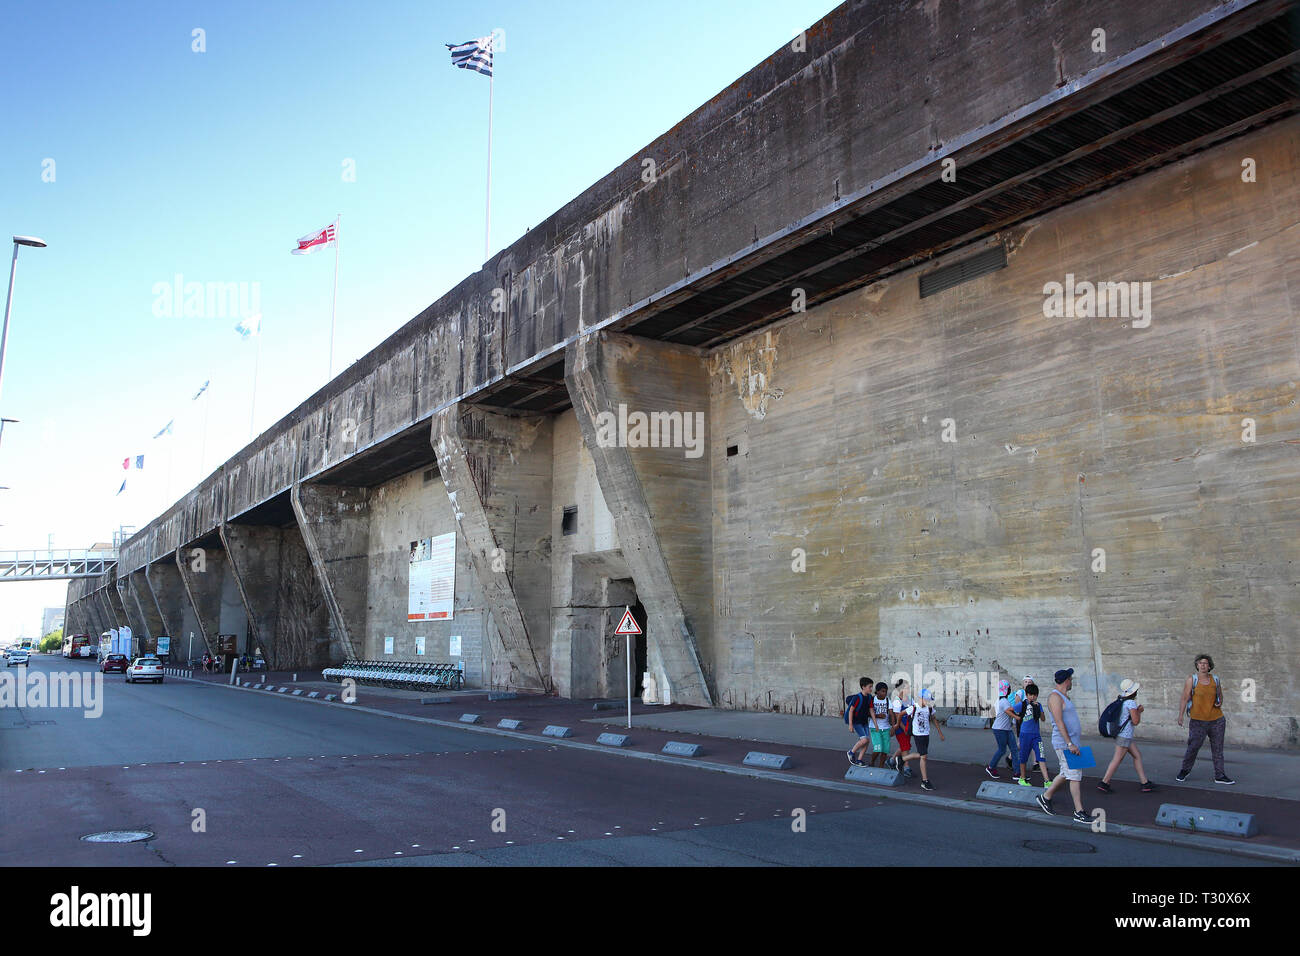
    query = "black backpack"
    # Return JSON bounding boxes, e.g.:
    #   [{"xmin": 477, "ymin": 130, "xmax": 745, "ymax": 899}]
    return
[{"xmin": 1098, "ymin": 696, "xmax": 1132, "ymax": 738}]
